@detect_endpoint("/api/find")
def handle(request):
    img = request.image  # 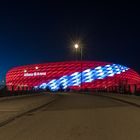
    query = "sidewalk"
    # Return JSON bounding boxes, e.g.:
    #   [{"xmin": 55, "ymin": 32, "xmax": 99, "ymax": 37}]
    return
[
  {"xmin": 0, "ymin": 93, "xmax": 58, "ymax": 126},
  {"xmin": 96, "ymin": 92, "xmax": 140, "ymax": 107}
]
